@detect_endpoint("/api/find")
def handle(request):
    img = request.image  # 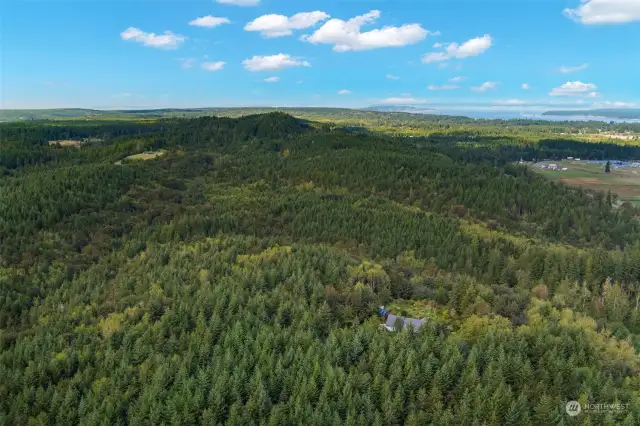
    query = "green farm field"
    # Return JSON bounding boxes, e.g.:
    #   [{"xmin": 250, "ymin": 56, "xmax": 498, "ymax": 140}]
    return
[{"xmin": 533, "ymin": 160, "xmax": 640, "ymax": 205}]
